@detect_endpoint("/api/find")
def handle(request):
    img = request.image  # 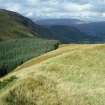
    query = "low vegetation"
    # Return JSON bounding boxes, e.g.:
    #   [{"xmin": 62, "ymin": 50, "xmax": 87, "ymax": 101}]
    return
[
  {"xmin": 0, "ymin": 9, "xmax": 35, "ymax": 40},
  {"xmin": 1, "ymin": 44, "xmax": 105, "ymax": 105},
  {"xmin": 0, "ymin": 9, "xmax": 55, "ymax": 42},
  {"xmin": 0, "ymin": 76, "xmax": 17, "ymax": 90},
  {"xmin": 0, "ymin": 38, "xmax": 59, "ymax": 77},
  {"xmin": 4, "ymin": 76, "xmax": 59, "ymax": 105}
]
